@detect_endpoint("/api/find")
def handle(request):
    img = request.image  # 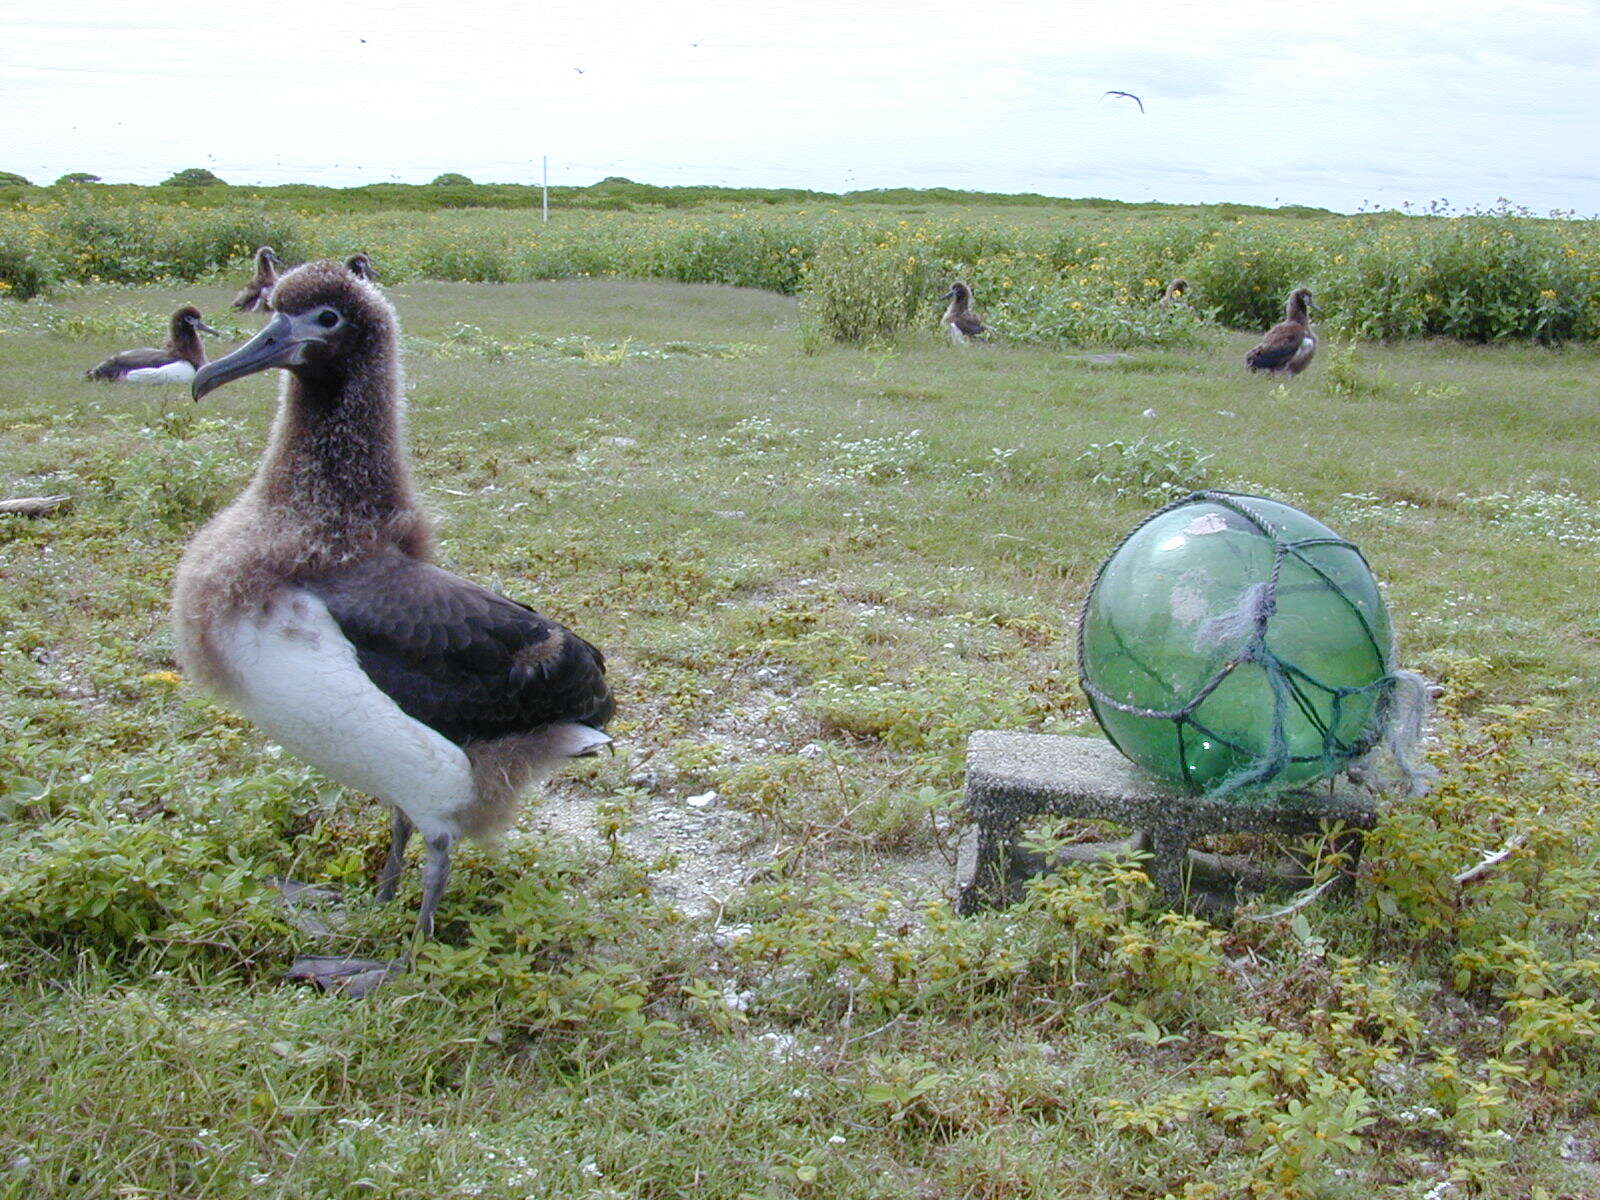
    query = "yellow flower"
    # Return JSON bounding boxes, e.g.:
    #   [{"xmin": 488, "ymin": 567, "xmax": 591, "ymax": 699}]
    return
[
  {"xmin": 142, "ymin": 670, "xmax": 183, "ymax": 688},
  {"xmin": 1539, "ymin": 288, "xmax": 1557, "ymax": 301}
]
